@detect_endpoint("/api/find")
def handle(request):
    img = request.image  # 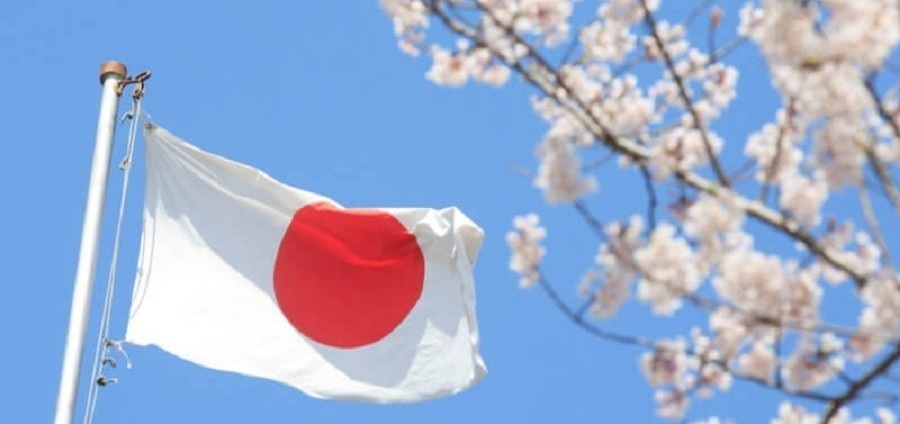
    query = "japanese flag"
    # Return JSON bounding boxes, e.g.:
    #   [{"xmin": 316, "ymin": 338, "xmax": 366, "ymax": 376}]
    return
[{"xmin": 125, "ymin": 123, "xmax": 486, "ymax": 402}]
